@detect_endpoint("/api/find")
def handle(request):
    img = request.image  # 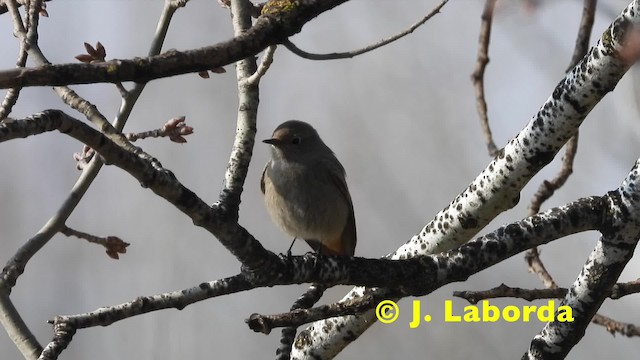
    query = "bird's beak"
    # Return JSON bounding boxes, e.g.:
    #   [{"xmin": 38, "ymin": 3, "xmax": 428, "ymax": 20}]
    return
[{"xmin": 262, "ymin": 138, "xmax": 279, "ymax": 145}]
